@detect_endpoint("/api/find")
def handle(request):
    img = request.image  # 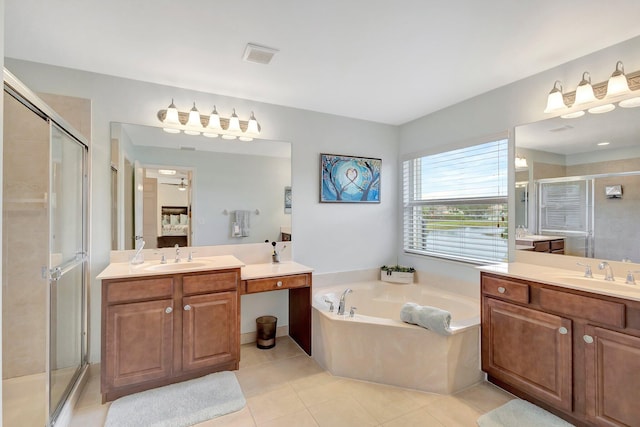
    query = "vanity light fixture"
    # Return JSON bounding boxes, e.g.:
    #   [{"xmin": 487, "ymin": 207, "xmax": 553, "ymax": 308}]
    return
[
  {"xmin": 544, "ymin": 81, "xmax": 566, "ymax": 113},
  {"xmin": 544, "ymin": 60, "xmax": 640, "ymax": 117},
  {"xmin": 158, "ymin": 101, "xmax": 261, "ymax": 140},
  {"xmin": 515, "ymin": 155, "xmax": 528, "ymax": 169},
  {"xmin": 597, "ymin": 141, "xmax": 610, "ymax": 146},
  {"xmin": 184, "ymin": 103, "xmax": 202, "ymax": 136},
  {"xmin": 574, "ymin": 72, "xmax": 597, "ymax": 106},
  {"xmin": 606, "ymin": 61, "xmax": 631, "ymax": 98},
  {"xmin": 162, "ymin": 99, "xmax": 181, "ymax": 134},
  {"xmin": 222, "ymin": 109, "xmax": 241, "ymax": 140}
]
